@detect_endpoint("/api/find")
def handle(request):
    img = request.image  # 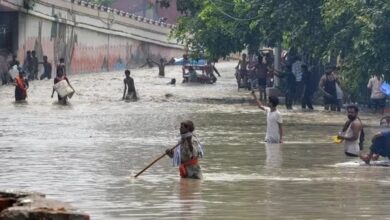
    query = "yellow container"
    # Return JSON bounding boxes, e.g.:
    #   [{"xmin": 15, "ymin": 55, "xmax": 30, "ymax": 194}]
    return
[{"xmin": 332, "ymin": 136, "xmax": 342, "ymax": 144}]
